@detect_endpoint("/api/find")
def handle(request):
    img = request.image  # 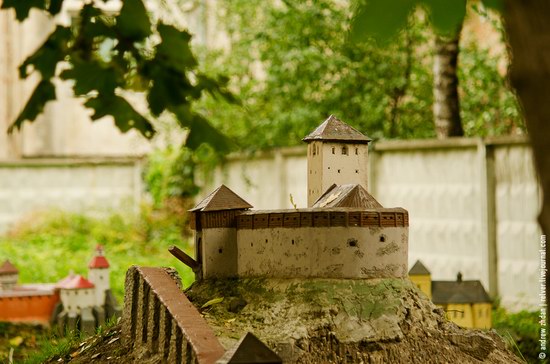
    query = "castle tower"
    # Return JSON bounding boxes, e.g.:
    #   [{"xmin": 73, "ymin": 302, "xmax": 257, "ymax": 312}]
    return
[
  {"xmin": 303, "ymin": 115, "xmax": 372, "ymax": 207},
  {"xmin": 88, "ymin": 245, "xmax": 110, "ymax": 306},
  {"xmin": 57, "ymin": 275, "xmax": 95, "ymax": 314},
  {"xmin": 0, "ymin": 260, "xmax": 19, "ymax": 291},
  {"xmin": 190, "ymin": 185, "xmax": 252, "ymax": 279}
]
